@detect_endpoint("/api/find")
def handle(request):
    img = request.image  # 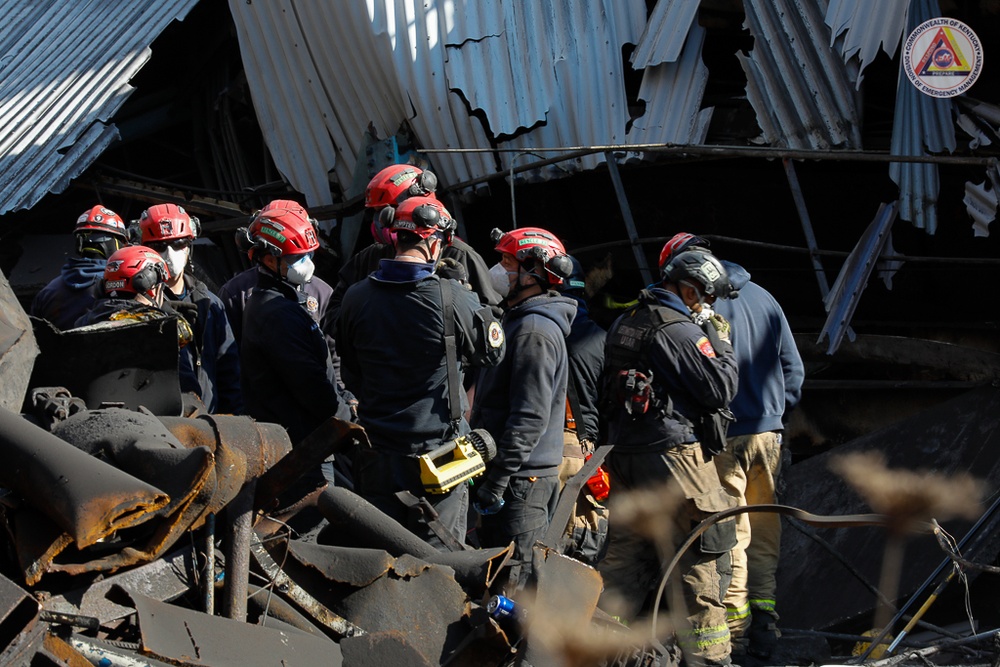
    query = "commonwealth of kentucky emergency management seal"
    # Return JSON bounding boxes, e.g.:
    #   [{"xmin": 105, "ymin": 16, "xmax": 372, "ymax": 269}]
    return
[{"xmin": 903, "ymin": 17, "xmax": 983, "ymax": 98}]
